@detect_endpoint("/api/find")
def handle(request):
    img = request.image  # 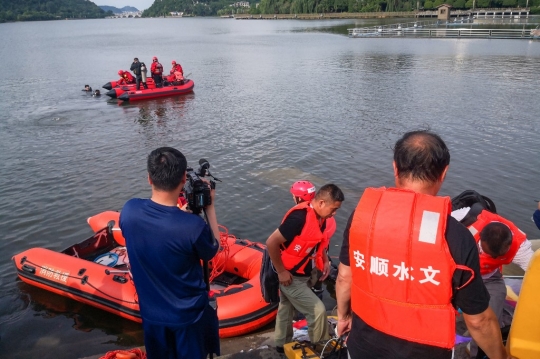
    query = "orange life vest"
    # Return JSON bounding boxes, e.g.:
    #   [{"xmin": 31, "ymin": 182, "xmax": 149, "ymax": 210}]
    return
[
  {"xmin": 466, "ymin": 209, "xmax": 526, "ymax": 276},
  {"xmin": 349, "ymin": 187, "xmax": 457, "ymax": 349},
  {"xmin": 174, "ymin": 71, "xmax": 184, "ymax": 82},
  {"xmin": 312, "ymin": 217, "xmax": 336, "ymax": 270},
  {"xmin": 280, "ymin": 202, "xmax": 325, "ymax": 275}
]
